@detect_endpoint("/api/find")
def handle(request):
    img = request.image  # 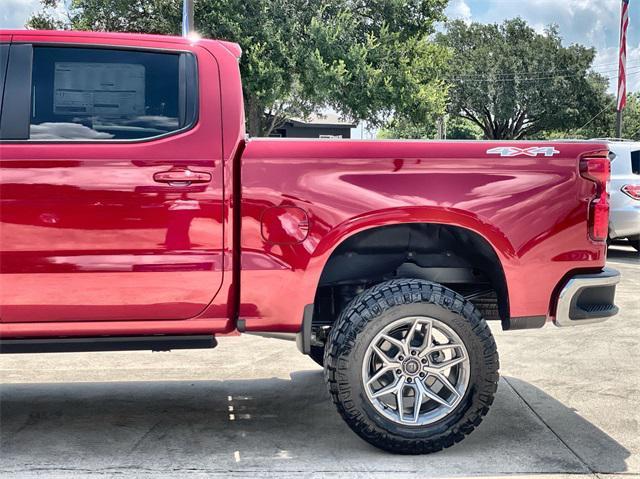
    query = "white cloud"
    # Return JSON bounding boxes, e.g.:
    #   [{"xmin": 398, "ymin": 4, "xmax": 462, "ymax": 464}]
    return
[
  {"xmin": 476, "ymin": 0, "xmax": 622, "ymax": 49},
  {"xmin": 0, "ymin": 0, "xmax": 40, "ymax": 29},
  {"xmin": 446, "ymin": 0, "xmax": 472, "ymax": 24}
]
